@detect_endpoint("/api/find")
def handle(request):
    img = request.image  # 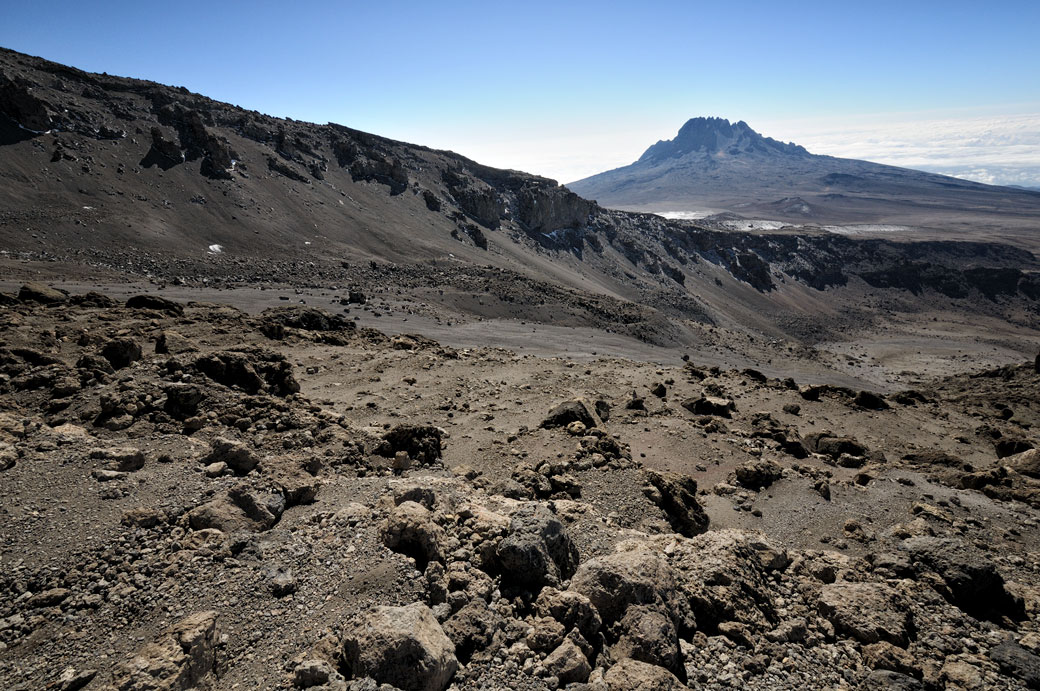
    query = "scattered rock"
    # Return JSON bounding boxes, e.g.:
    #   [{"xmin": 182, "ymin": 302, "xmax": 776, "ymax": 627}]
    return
[
  {"xmin": 381, "ymin": 501, "xmax": 447, "ymax": 566},
  {"xmin": 818, "ymin": 582, "xmax": 912, "ymax": 646},
  {"xmin": 202, "ymin": 437, "xmax": 260, "ymax": 474},
  {"xmin": 682, "ymin": 395, "xmax": 735, "ymax": 418},
  {"xmin": 126, "ymin": 294, "xmax": 185, "ymax": 315},
  {"xmin": 497, "ymin": 503, "xmax": 579, "ymax": 589},
  {"xmin": 341, "ymin": 602, "xmax": 458, "ymax": 691},
  {"xmin": 541, "ymin": 399, "xmax": 600, "ymax": 429},
  {"xmin": 110, "ymin": 611, "xmax": 220, "ymax": 691},
  {"xmin": 18, "ymin": 282, "xmax": 67, "ymax": 304},
  {"xmin": 641, "ymin": 469, "xmax": 709, "ymax": 536},
  {"xmin": 603, "ymin": 658, "xmax": 687, "ymax": 690},
  {"xmin": 100, "ymin": 338, "xmax": 143, "ymax": 369}
]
